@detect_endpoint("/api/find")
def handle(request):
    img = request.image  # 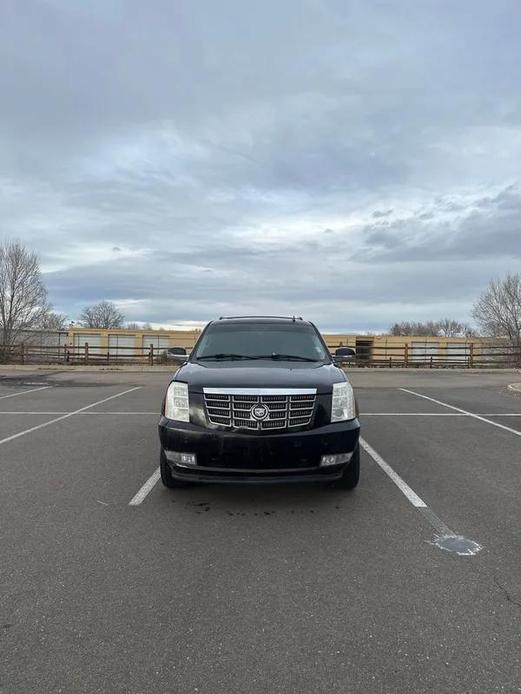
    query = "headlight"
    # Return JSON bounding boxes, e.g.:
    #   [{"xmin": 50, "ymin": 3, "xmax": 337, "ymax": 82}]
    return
[
  {"xmin": 164, "ymin": 381, "xmax": 190, "ymax": 422},
  {"xmin": 331, "ymin": 381, "xmax": 356, "ymax": 422}
]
